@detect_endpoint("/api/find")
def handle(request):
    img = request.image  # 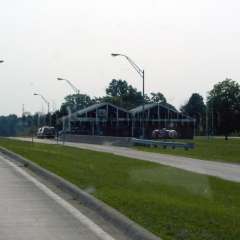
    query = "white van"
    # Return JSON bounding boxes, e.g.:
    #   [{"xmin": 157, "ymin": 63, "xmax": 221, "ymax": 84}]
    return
[{"xmin": 37, "ymin": 126, "xmax": 55, "ymax": 139}]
